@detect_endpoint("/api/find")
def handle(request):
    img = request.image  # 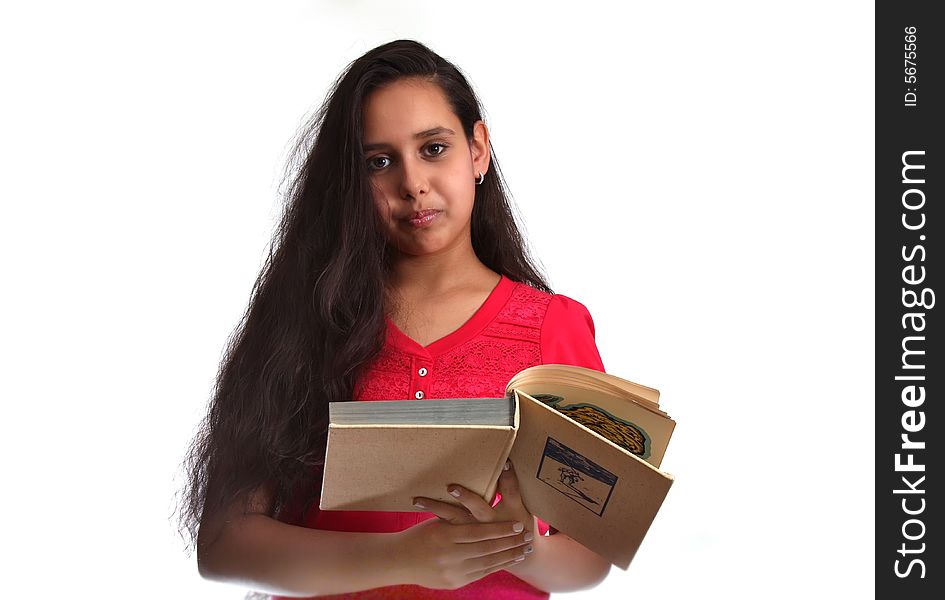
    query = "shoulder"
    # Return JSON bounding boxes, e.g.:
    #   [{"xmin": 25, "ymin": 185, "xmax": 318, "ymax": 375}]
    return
[
  {"xmin": 495, "ymin": 280, "xmax": 554, "ymax": 328},
  {"xmin": 501, "ymin": 280, "xmax": 595, "ymax": 328},
  {"xmin": 493, "ymin": 278, "xmax": 605, "ymax": 370},
  {"xmin": 543, "ymin": 294, "xmax": 595, "ymax": 330},
  {"xmin": 541, "ymin": 294, "xmax": 599, "ymax": 353},
  {"xmin": 533, "ymin": 288, "xmax": 605, "ymax": 371}
]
